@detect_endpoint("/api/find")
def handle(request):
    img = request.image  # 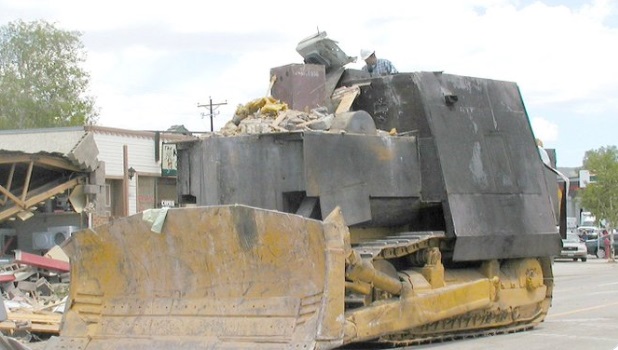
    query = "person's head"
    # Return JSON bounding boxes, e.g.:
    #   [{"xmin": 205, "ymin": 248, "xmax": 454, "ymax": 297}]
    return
[{"xmin": 360, "ymin": 49, "xmax": 377, "ymax": 65}]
